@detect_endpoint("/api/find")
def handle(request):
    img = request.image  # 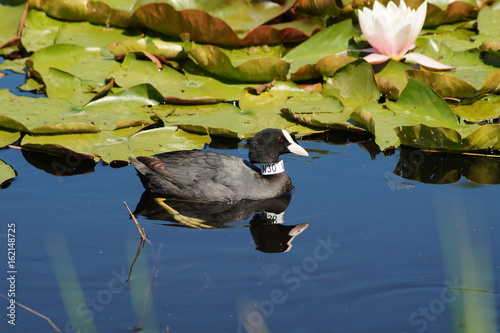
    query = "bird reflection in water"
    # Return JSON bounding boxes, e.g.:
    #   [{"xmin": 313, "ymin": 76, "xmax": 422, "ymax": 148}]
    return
[{"xmin": 133, "ymin": 192, "xmax": 308, "ymax": 253}]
